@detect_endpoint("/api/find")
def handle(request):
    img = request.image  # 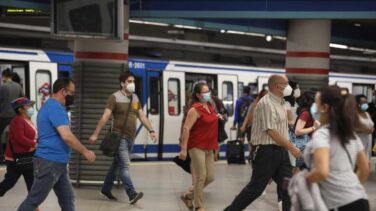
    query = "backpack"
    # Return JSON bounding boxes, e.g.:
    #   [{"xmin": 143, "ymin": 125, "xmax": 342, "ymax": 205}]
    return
[{"xmin": 239, "ymin": 97, "xmax": 252, "ymax": 119}]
